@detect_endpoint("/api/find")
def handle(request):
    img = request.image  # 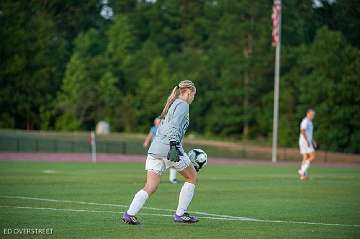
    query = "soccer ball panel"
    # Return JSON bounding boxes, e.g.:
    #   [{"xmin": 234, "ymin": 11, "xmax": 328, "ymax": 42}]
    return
[{"xmin": 188, "ymin": 149, "xmax": 208, "ymax": 171}]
